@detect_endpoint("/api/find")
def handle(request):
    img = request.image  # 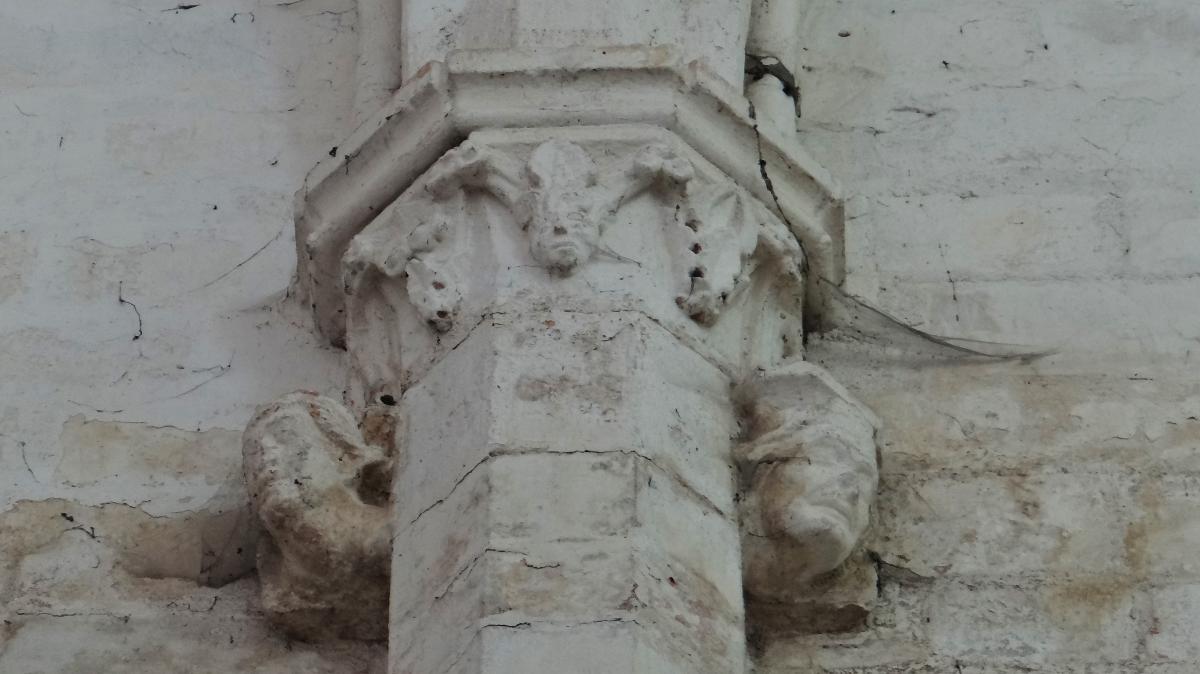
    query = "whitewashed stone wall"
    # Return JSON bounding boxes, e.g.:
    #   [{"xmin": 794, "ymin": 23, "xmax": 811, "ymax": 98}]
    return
[
  {"xmin": 0, "ymin": 1, "xmax": 382, "ymax": 671},
  {"xmin": 1, "ymin": 1, "xmax": 1198, "ymax": 673},
  {"xmin": 765, "ymin": 1, "xmax": 1200, "ymax": 672}
]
